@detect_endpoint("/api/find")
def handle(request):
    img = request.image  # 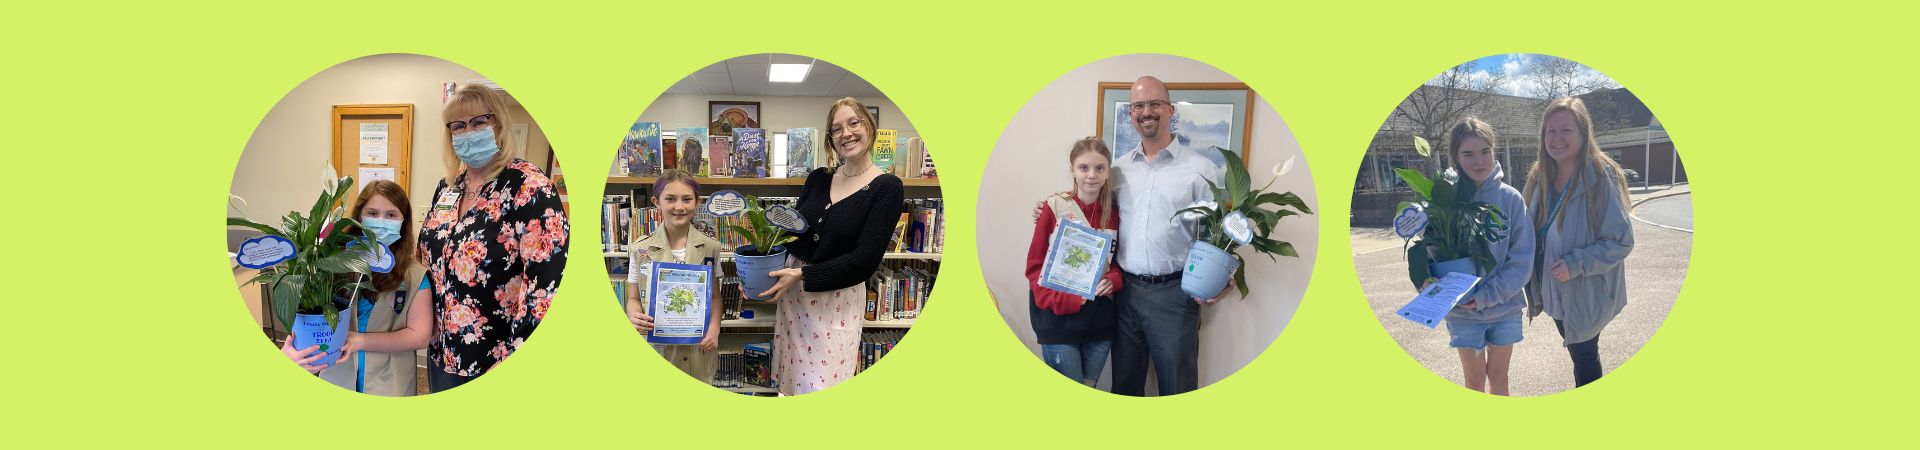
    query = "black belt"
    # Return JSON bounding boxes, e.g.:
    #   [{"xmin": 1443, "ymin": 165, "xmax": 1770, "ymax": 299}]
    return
[{"xmin": 1126, "ymin": 271, "xmax": 1182, "ymax": 284}]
